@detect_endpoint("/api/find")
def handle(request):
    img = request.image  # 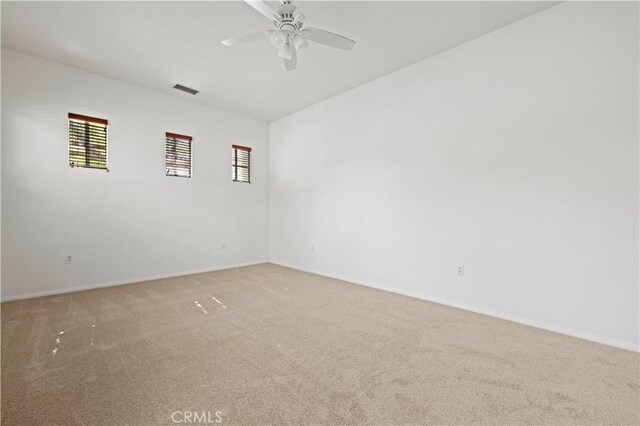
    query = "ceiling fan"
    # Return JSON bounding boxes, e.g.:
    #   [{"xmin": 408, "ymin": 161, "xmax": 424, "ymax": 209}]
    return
[{"xmin": 221, "ymin": 0, "xmax": 356, "ymax": 71}]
